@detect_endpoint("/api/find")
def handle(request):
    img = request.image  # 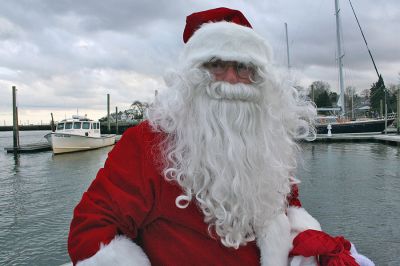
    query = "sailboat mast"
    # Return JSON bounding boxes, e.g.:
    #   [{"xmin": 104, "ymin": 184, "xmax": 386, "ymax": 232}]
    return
[
  {"xmin": 284, "ymin": 22, "xmax": 291, "ymax": 71},
  {"xmin": 335, "ymin": 0, "xmax": 346, "ymax": 116}
]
